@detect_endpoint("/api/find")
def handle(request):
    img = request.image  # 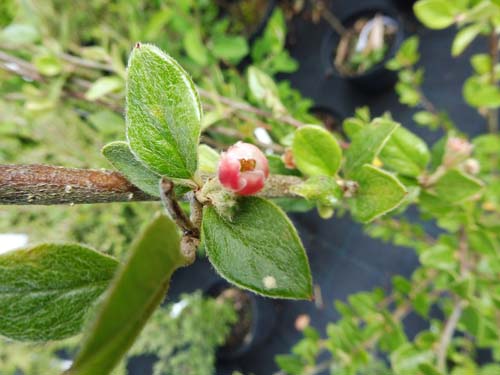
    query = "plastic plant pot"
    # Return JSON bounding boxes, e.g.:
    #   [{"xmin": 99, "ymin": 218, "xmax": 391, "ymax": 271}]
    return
[
  {"xmin": 217, "ymin": 0, "xmax": 276, "ymax": 42},
  {"xmin": 321, "ymin": 8, "xmax": 404, "ymax": 93},
  {"xmin": 206, "ymin": 280, "xmax": 277, "ymax": 360}
]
